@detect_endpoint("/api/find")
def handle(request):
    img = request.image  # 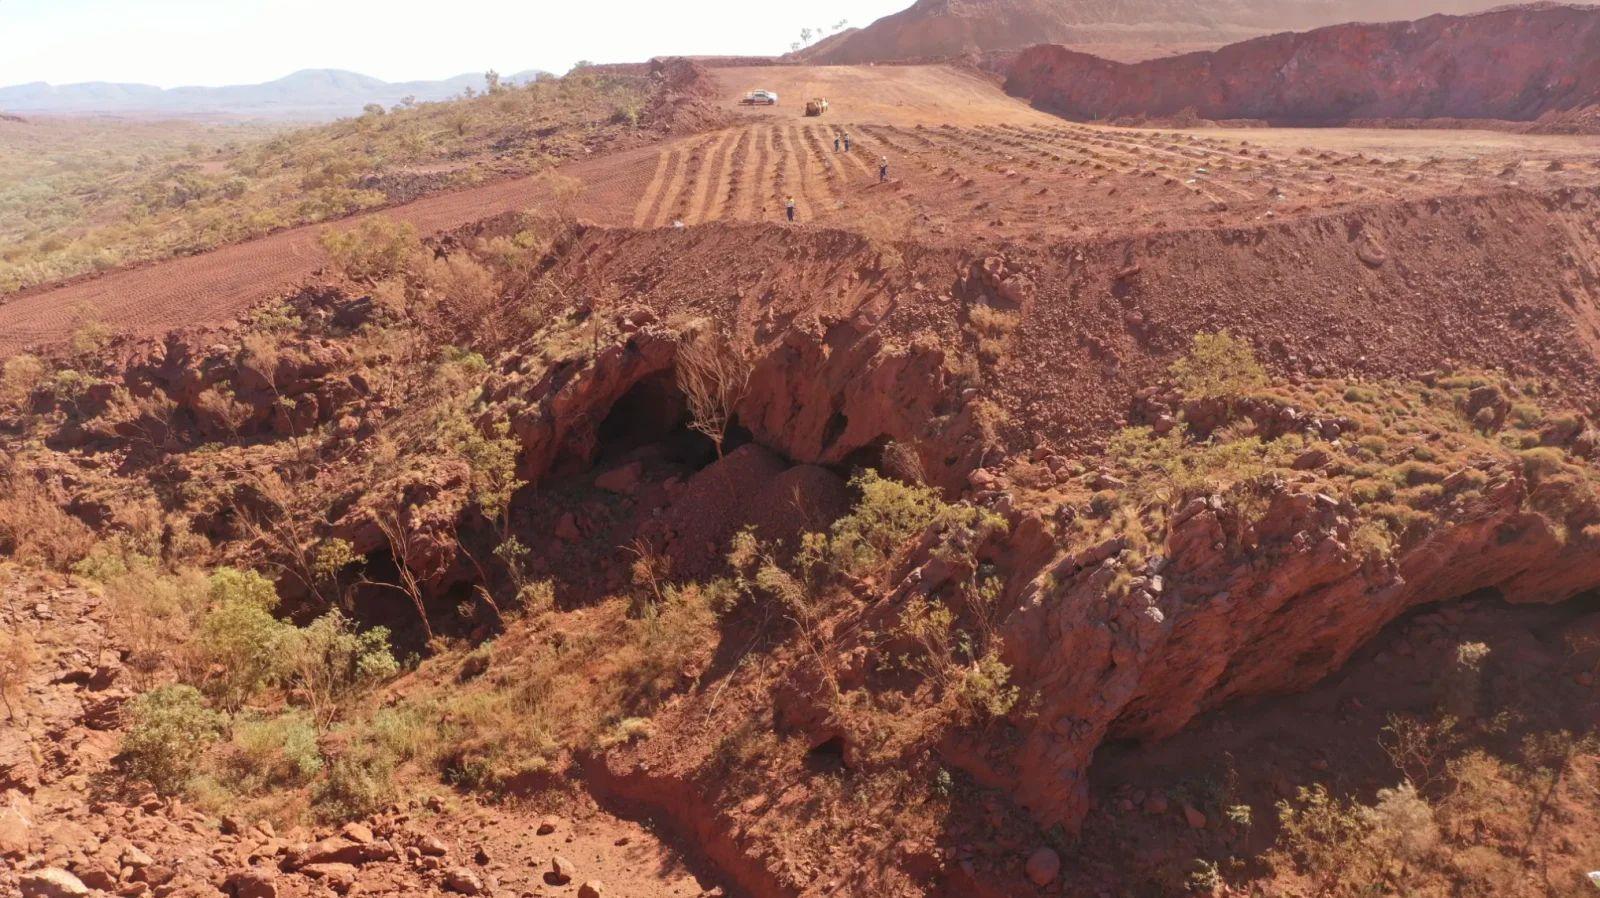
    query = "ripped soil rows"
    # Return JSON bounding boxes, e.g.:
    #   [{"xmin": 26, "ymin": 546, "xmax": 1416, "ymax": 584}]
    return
[{"xmin": 6, "ymin": 62, "xmax": 1599, "ymax": 358}]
